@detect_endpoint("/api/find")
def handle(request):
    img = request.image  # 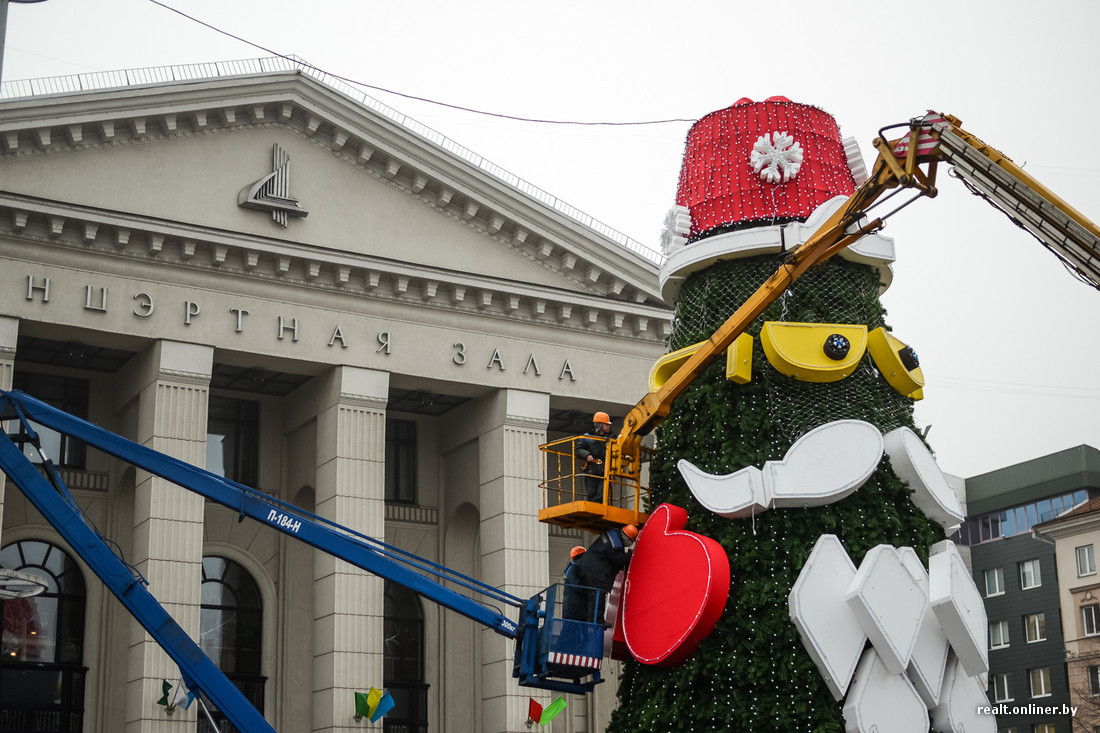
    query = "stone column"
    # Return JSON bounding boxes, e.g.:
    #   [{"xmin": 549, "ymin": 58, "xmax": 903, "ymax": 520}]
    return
[
  {"xmin": 312, "ymin": 366, "xmax": 388, "ymax": 732},
  {"xmin": 0, "ymin": 316, "xmax": 17, "ymax": 545},
  {"xmin": 477, "ymin": 389, "xmax": 550, "ymax": 733},
  {"xmin": 121, "ymin": 340, "xmax": 212, "ymax": 733}
]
